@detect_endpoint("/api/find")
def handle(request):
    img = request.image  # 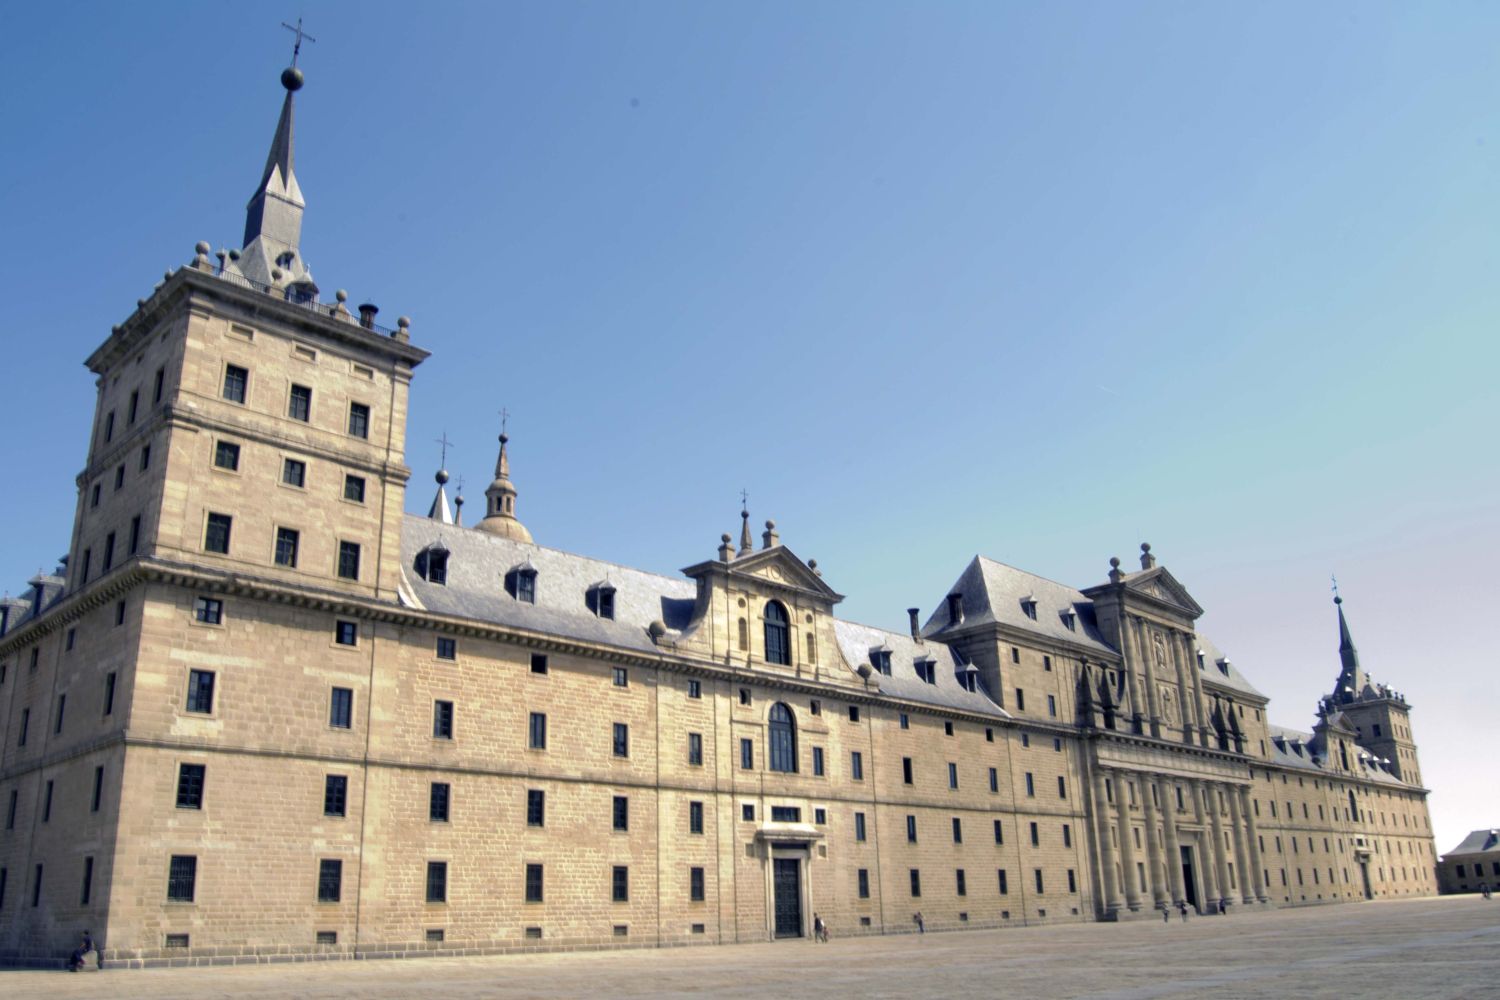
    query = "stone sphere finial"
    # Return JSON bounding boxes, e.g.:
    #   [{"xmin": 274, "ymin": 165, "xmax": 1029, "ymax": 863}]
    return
[
  {"xmin": 765, "ymin": 519, "xmax": 775, "ymax": 530},
  {"xmin": 721, "ymin": 533, "xmax": 732, "ymax": 543},
  {"xmin": 1141, "ymin": 542, "xmax": 1151, "ymax": 553},
  {"xmin": 397, "ymin": 315, "xmax": 411, "ymax": 330},
  {"xmin": 436, "ymin": 469, "xmax": 450, "ymax": 485},
  {"xmin": 195, "ymin": 241, "xmax": 211, "ymax": 255},
  {"xmin": 271, "ymin": 267, "xmax": 283, "ymax": 282},
  {"xmin": 1109, "ymin": 556, "xmax": 1121, "ymax": 569},
  {"xmin": 335, "ymin": 289, "xmax": 348, "ymax": 303}
]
